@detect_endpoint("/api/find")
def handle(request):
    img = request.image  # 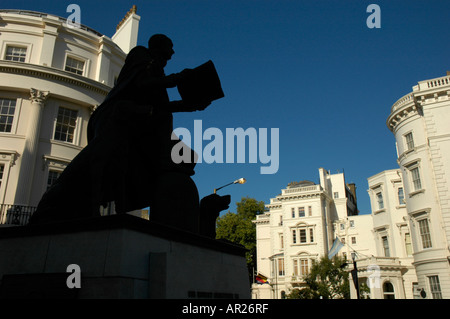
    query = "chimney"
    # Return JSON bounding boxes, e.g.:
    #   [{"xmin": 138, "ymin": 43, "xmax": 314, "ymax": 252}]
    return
[{"xmin": 112, "ymin": 5, "xmax": 140, "ymax": 54}]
